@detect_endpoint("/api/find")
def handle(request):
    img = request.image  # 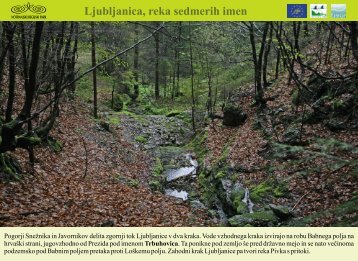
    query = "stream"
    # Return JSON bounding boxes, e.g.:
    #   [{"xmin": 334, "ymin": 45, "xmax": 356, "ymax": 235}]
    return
[
  {"xmin": 108, "ymin": 110, "xmax": 256, "ymax": 225},
  {"xmin": 113, "ymin": 111, "xmax": 201, "ymax": 201}
]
